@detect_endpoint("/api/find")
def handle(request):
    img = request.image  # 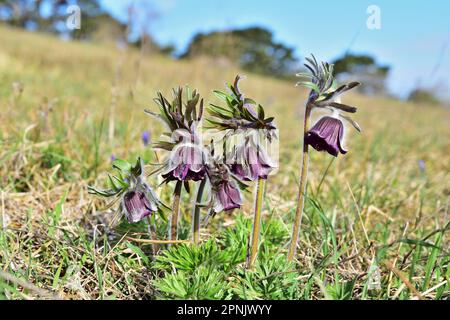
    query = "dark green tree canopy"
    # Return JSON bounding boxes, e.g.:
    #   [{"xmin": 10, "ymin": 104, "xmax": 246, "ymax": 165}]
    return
[
  {"xmin": 332, "ymin": 53, "xmax": 390, "ymax": 95},
  {"xmin": 0, "ymin": 0, "xmax": 173, "ymax": 49},
  {"xmin": 0, "ymin": 1, "xmax": 100, "ymax": 28},
  {"xmin": 408, "ymin": 88, "xmax": 441, "ymax": 105},
  {"xmin": 0, "ymin": 0, "xmax": 107, "ymax": 38},
  {"xmin": 182, "ymin": 26, "xmax": 299, "ymax": 78}
]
